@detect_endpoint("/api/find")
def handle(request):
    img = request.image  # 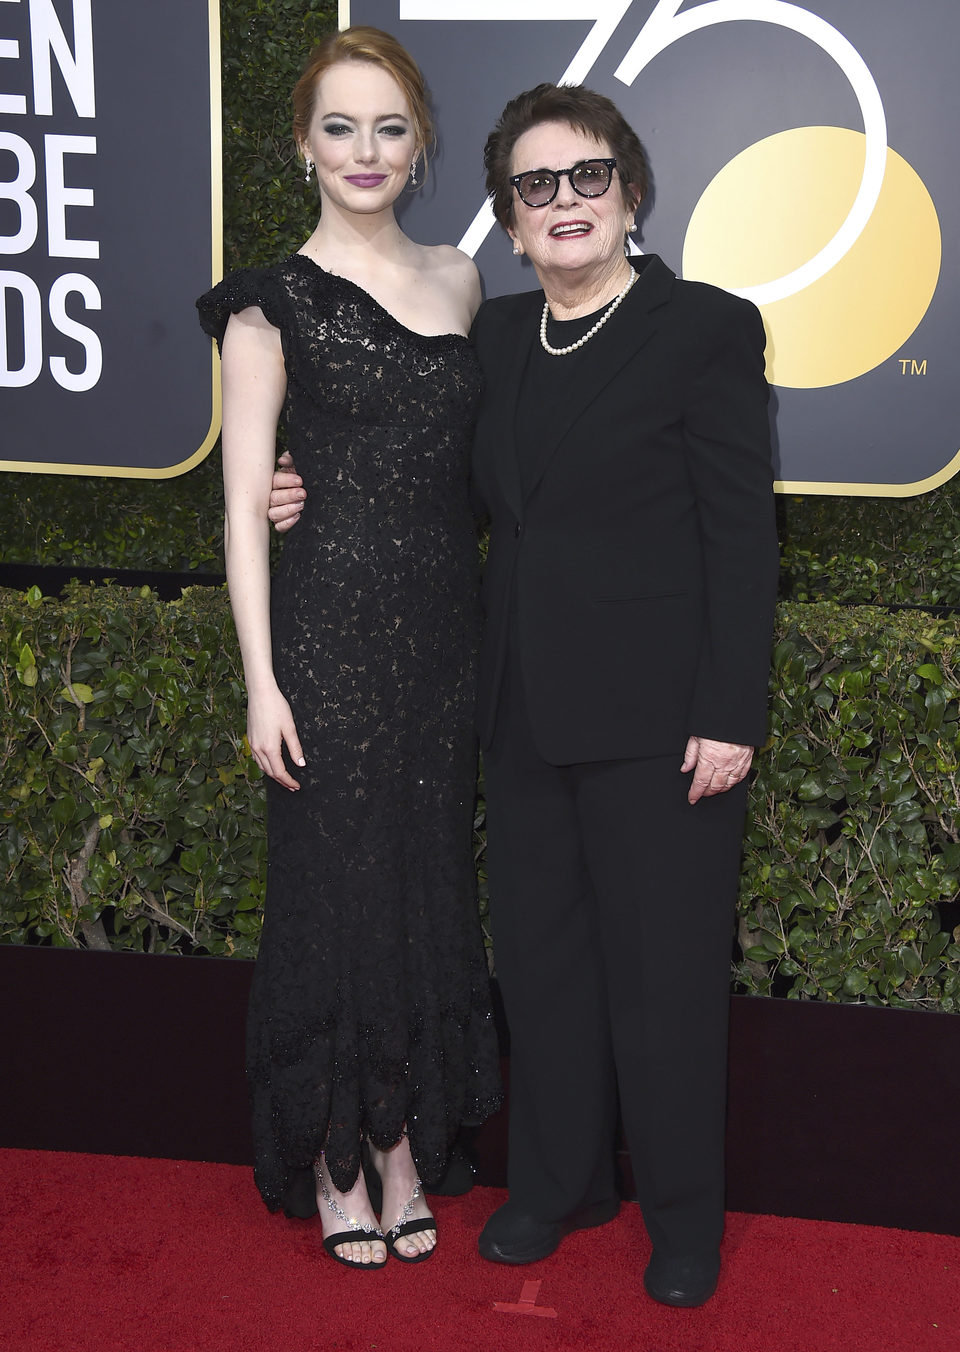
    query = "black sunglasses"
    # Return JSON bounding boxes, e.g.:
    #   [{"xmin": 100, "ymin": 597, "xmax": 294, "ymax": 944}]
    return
[{"xmin": 509, "ymin": 158, "xmax": 617, "ymax": 208}]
